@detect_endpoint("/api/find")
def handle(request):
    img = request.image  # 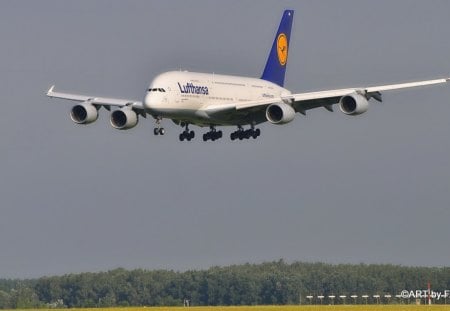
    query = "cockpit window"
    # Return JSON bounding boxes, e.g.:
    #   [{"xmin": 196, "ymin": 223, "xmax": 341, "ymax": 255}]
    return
[{"xmin": 148, "ymin": 88, "xmax": 166, "ymax": 92}]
